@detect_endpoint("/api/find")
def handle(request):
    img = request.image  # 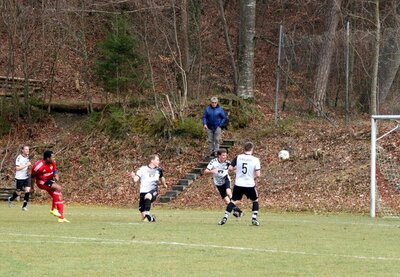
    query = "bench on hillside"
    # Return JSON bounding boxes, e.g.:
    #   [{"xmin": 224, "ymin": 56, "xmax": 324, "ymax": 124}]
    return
[
  {"xmin": 0, "ymin": 75, "xmax": 45, "ymax": 97},
  {"xmin": 0, "ymin": 187, "xmax": 37, "ymax": 201}
]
